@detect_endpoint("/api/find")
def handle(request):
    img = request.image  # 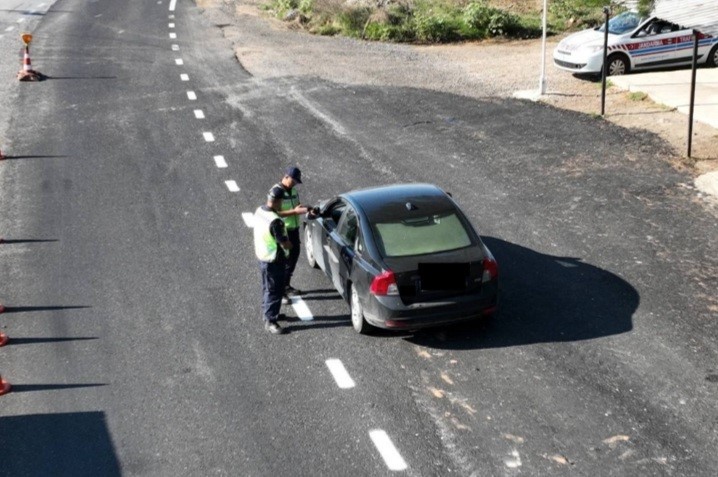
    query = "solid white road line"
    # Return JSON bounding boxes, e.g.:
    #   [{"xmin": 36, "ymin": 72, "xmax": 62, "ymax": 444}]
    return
[
  {"xmin": 169, "ymin": 0, "xmax": 177, "ymax": 11},
  {"xmin": 369, "ymin": 430, "xmax": 408, "ymax": 472},
  {"xmin": 187, "ymin": 91, "xmax": 197, "ymax": 100},
  {"xmin": 225, "ymin": 181, "xmax": 240, "ymax": 192},
  {"xmin": 175, "ymin": 58, "xmax": 184, "ymax": 65},
  {"xmin": 325, "ymin": 359, "xmax": 356, "ymax": 389},
  {"xmin": 203, "ymin": 132, "xmax": 215, "ymax": 142},
  {"xmin": 291, "ymin": 297, "xmax": 314, "ymax": 321},
  {"xmin": 214, "ymin": 155, "xmax": 228, "ymax": 168},
  {"xmin": 194, "ymin": 110, "xmax": 205, "ymax": 119},
  {"xmin": 241, "ymin": 212, "xmax": 255, "ymax": 228},
  {"xmin": 169, "ymin": 32, "xmax": 177, "ymax": 39},
  {"xmin": 180, "ymin": 74, "xmax": 189, "ymax": 81}
]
